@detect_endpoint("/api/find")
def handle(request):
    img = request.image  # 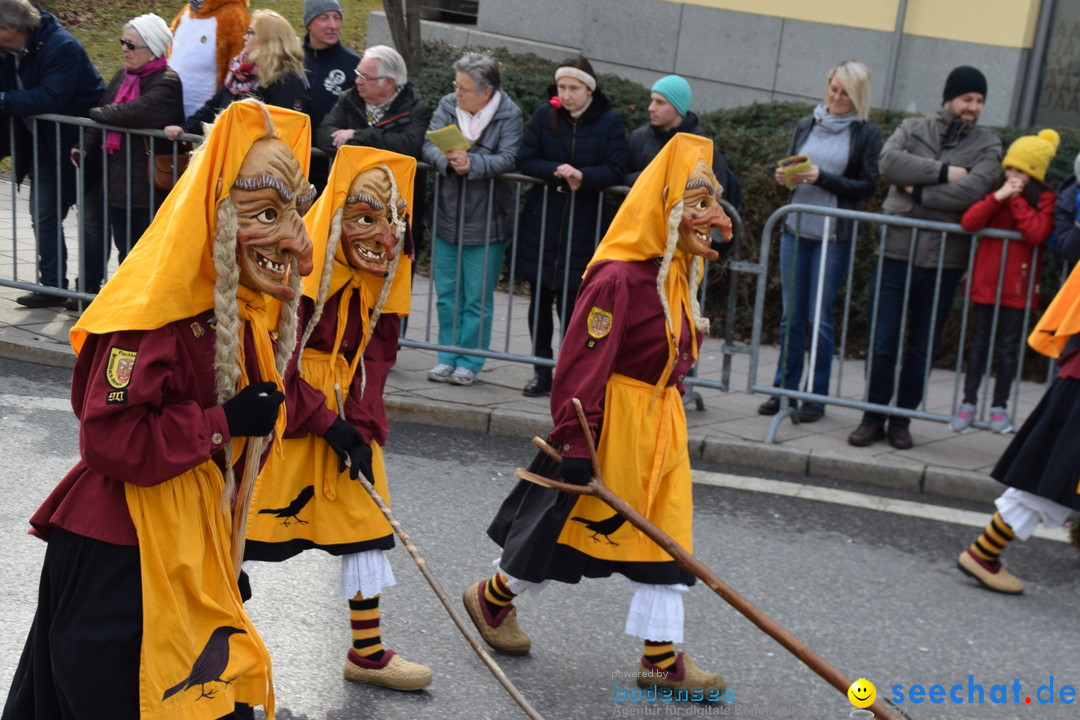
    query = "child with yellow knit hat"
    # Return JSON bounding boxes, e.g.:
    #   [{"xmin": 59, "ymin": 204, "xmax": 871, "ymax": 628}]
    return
[{"xmin": 951, "ymin": 128, "xmax": 1059, "ymax": 434}]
